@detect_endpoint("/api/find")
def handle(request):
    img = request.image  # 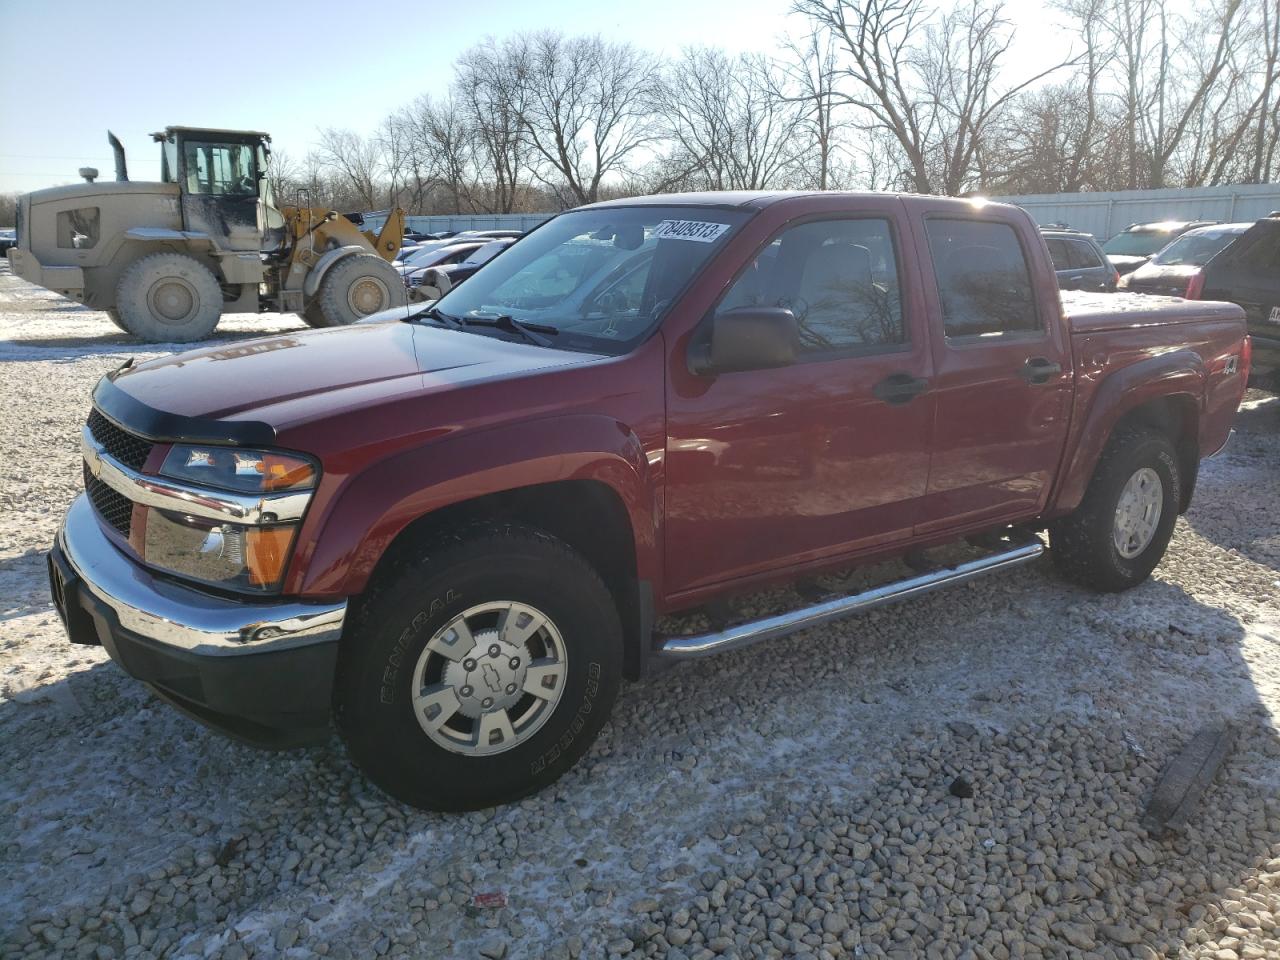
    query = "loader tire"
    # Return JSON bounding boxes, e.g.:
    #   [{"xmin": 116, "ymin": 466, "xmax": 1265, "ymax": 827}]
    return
[
  {"xmin": 114, "ymin": 253, "xmax": 223, "ymax": 342},
  {"xmin": 104, "ymin": 309, "xmax": 128, "ymax": 333},
  {"xmin": 306, "ymin": 254, "xmax": 406, "ymax": 328}
]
